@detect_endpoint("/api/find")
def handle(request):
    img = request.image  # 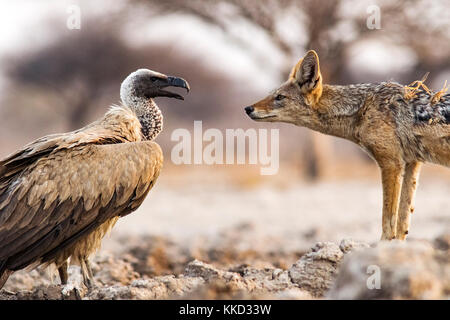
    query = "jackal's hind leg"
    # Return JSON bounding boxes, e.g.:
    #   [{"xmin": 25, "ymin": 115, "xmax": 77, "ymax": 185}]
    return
[
  {"xmin": 396, "ymin": 162, "xmax": 422, "ymax": 240},
  {"xmin": 380, "ymin": 163, "xmax": 404, "ymax": 240}
]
